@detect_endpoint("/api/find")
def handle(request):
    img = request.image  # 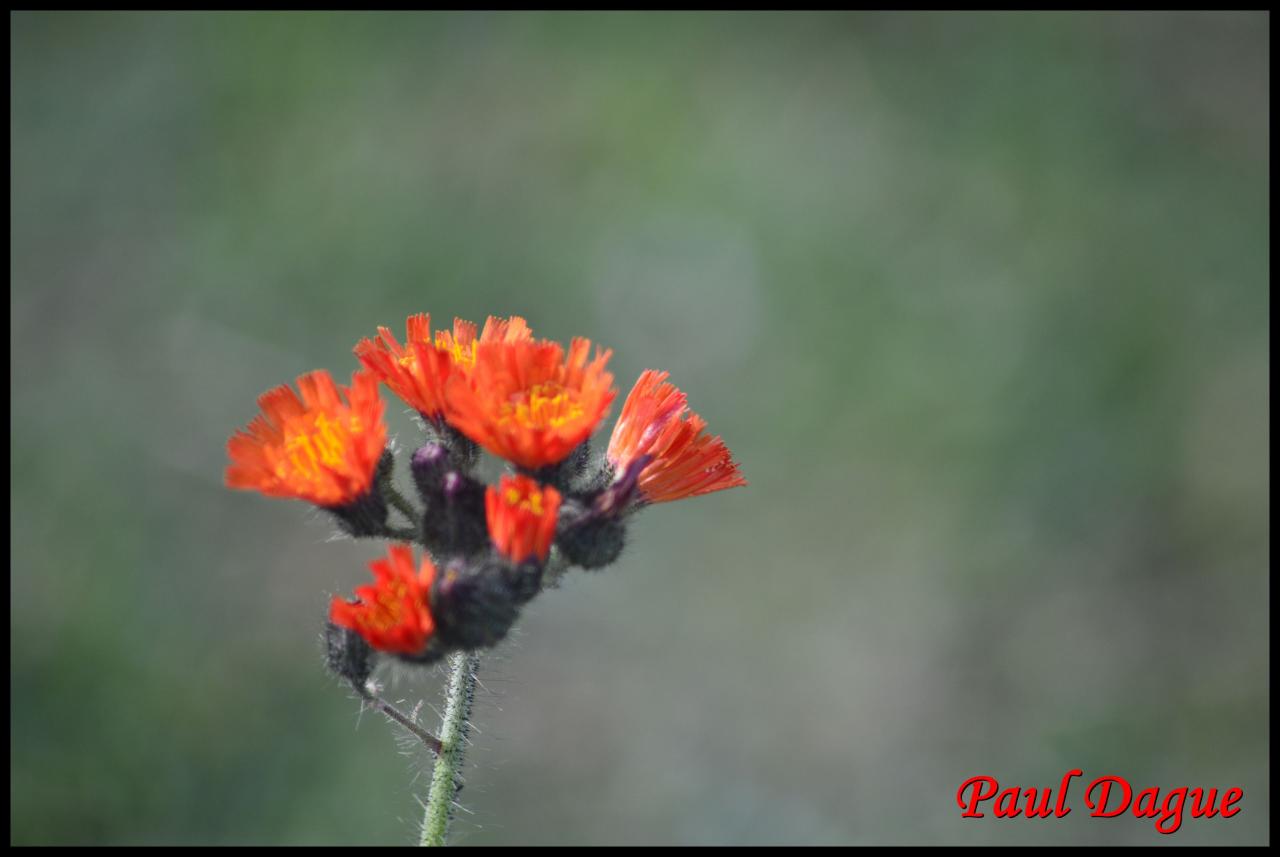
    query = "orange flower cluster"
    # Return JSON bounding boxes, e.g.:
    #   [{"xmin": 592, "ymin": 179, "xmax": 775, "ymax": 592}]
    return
[{"xmin": 226, "ymin": 312, "xmax": 745, "ymax": 660}]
